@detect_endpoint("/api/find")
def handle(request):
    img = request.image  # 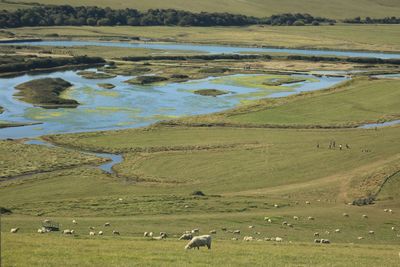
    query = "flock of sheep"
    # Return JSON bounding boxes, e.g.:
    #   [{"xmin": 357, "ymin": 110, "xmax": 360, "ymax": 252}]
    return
[{"xmin": 9, "ymin": 204, "xmax": 397, "ymax": 250}]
